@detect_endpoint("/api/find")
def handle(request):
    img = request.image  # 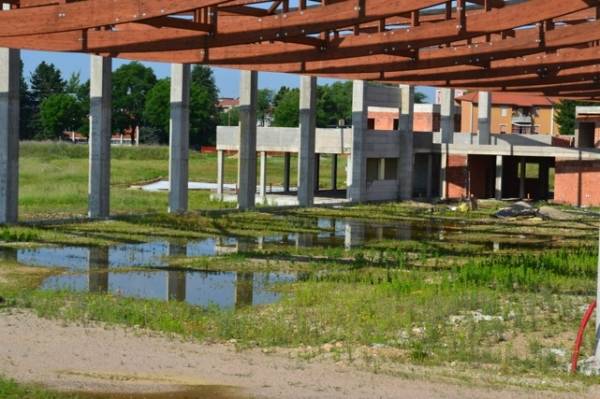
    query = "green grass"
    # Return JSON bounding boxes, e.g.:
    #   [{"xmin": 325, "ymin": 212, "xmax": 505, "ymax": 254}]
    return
[
  {"xmin": 0, "ymin": 377, "xmax": 80, "ymax": 399},
  {"xmin": 17, "ymin": 142, "xmax": 347, "ymax": 219}
]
